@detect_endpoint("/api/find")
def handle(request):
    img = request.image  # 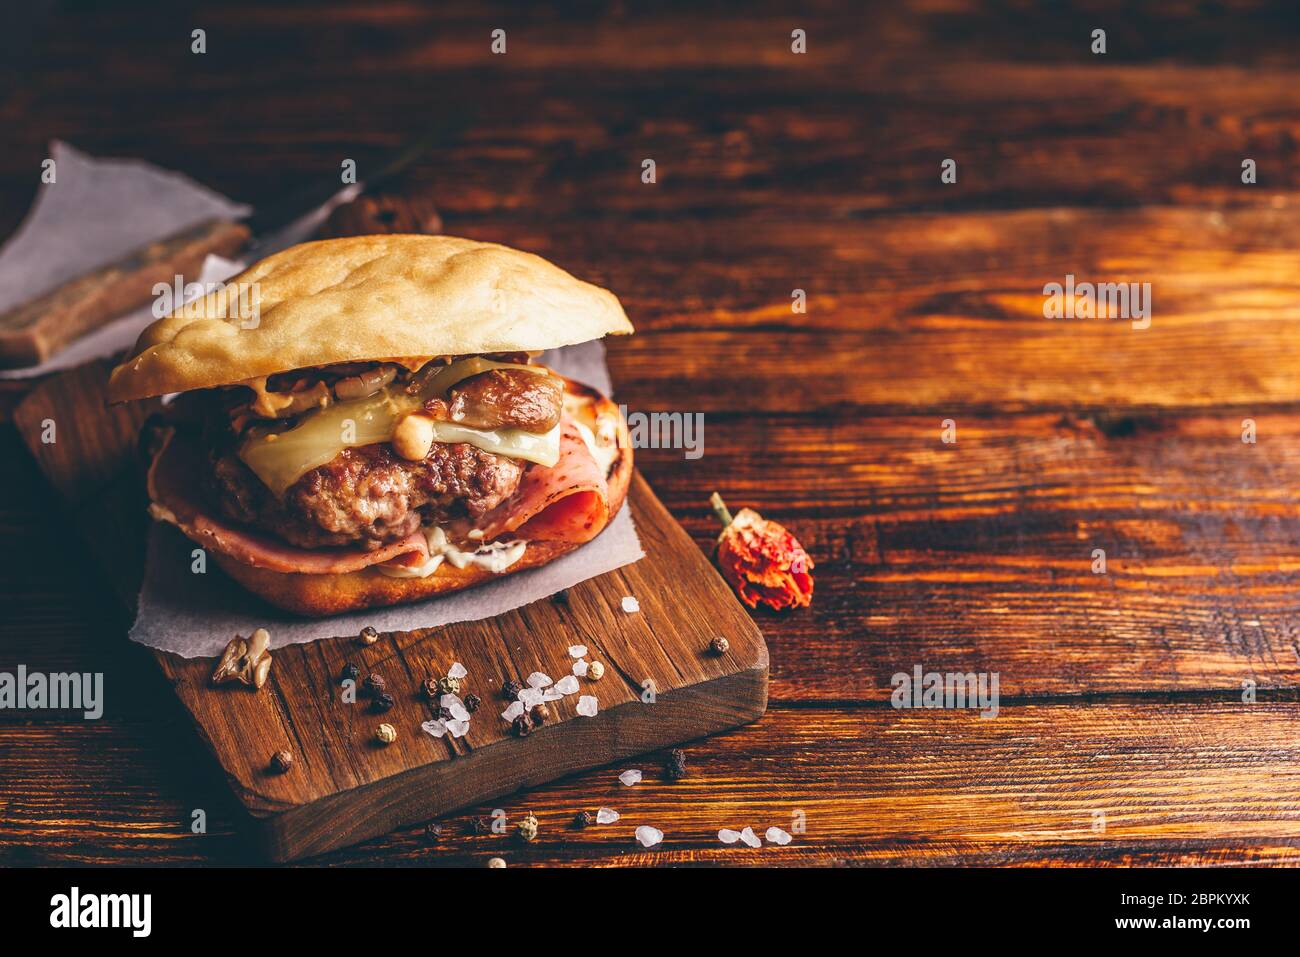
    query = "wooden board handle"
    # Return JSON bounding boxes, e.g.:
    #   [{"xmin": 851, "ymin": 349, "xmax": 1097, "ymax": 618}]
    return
[{"xmin": 0, "ymin": 217, "xmax": 250, "ymax": 369}]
